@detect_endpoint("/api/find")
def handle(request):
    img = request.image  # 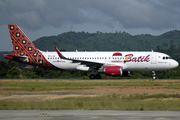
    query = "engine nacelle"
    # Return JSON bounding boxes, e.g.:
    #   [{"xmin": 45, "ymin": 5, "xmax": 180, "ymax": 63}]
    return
[{"xmin": 105, "ymin": 66, "xmax": 123, "ymax": 76}]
